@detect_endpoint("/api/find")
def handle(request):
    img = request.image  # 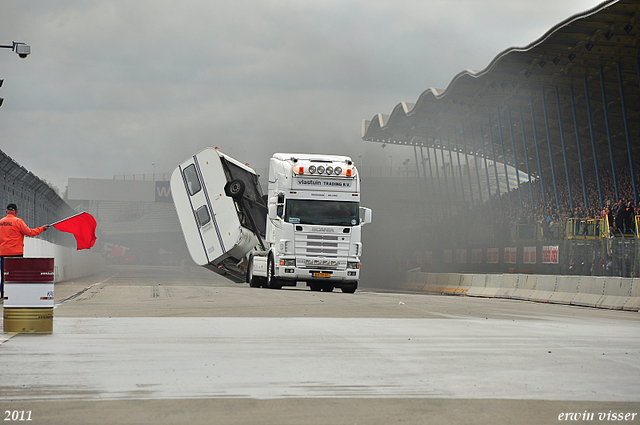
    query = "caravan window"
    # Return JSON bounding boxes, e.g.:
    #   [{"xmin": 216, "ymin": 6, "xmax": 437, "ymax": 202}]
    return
[
  {"xmin": 196, "ymin": 205, "xmax": 211, "ymax": 227},
  {"xmin": 183, "ymin": 164, "xmax": 201, "ymax": 196}
]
